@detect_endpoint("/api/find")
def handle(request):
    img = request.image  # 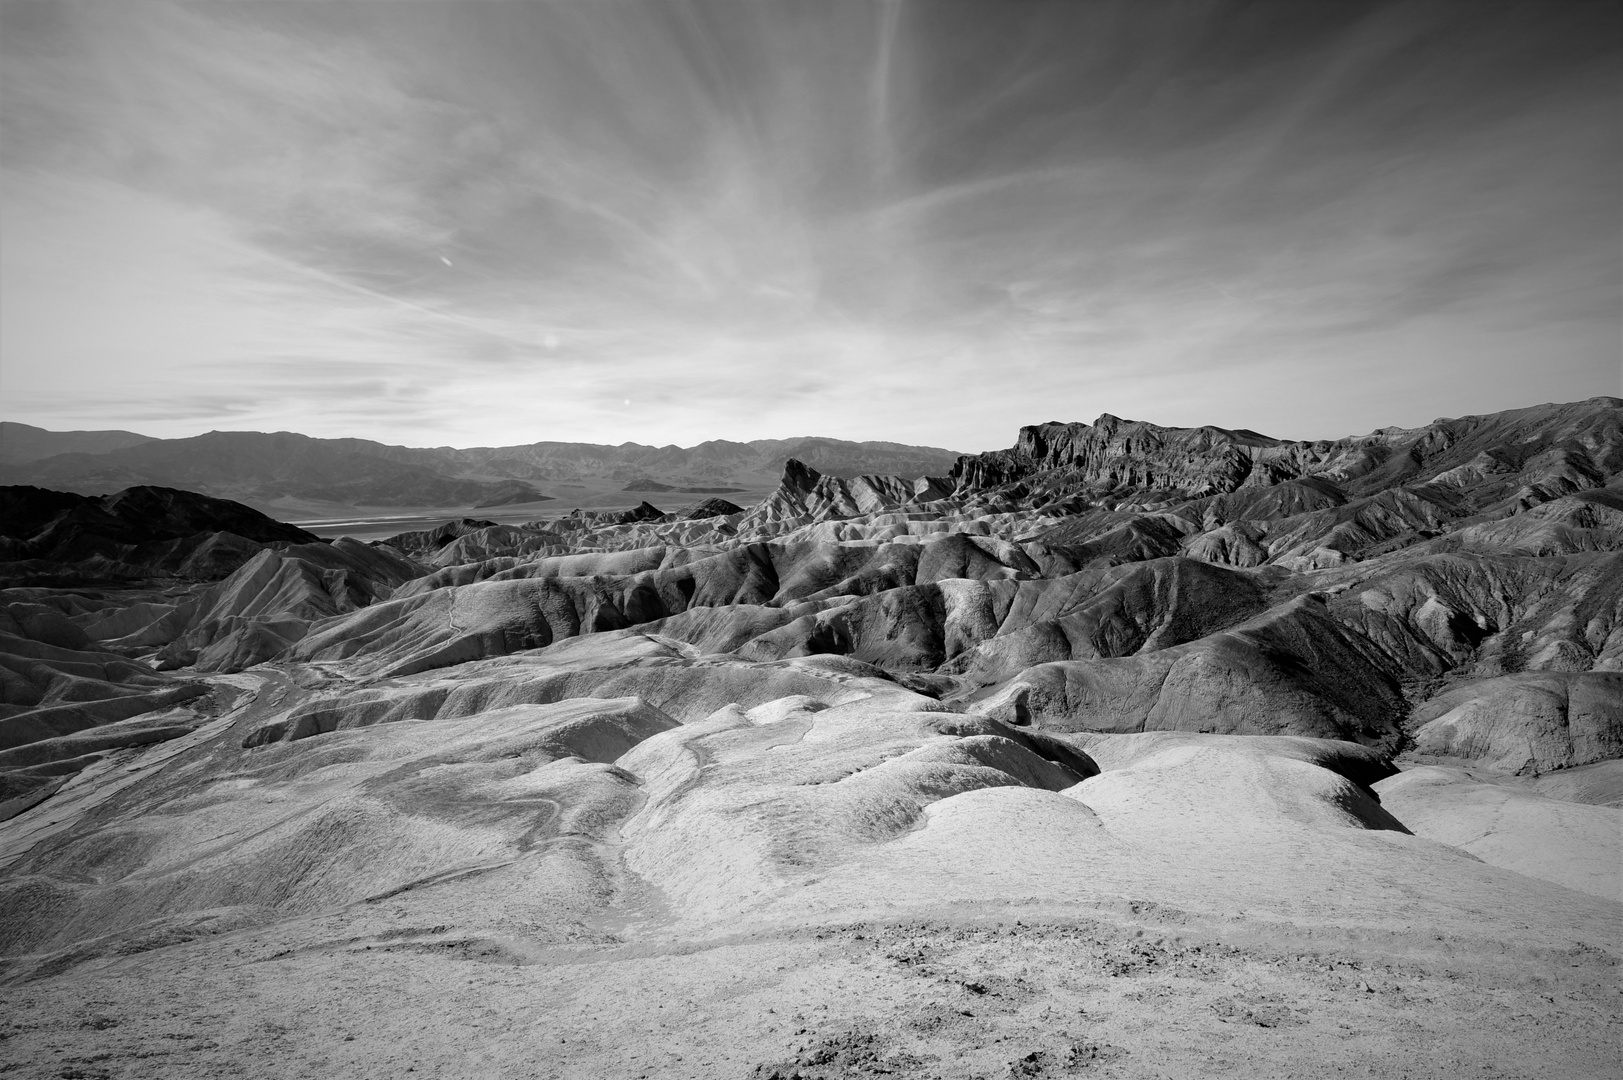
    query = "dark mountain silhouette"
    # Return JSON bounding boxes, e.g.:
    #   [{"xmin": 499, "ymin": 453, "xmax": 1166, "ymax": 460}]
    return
[
  {"xmin": 0, "ymin": 484, "xmax": 321, "ymax": 584},
  {"xmin": 0, "ymin": 422, "xmax": 156, "ymax": 464},
  {"xmin": 0, "ymin": 427, "xmax": 965, "ymax": 509}
]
